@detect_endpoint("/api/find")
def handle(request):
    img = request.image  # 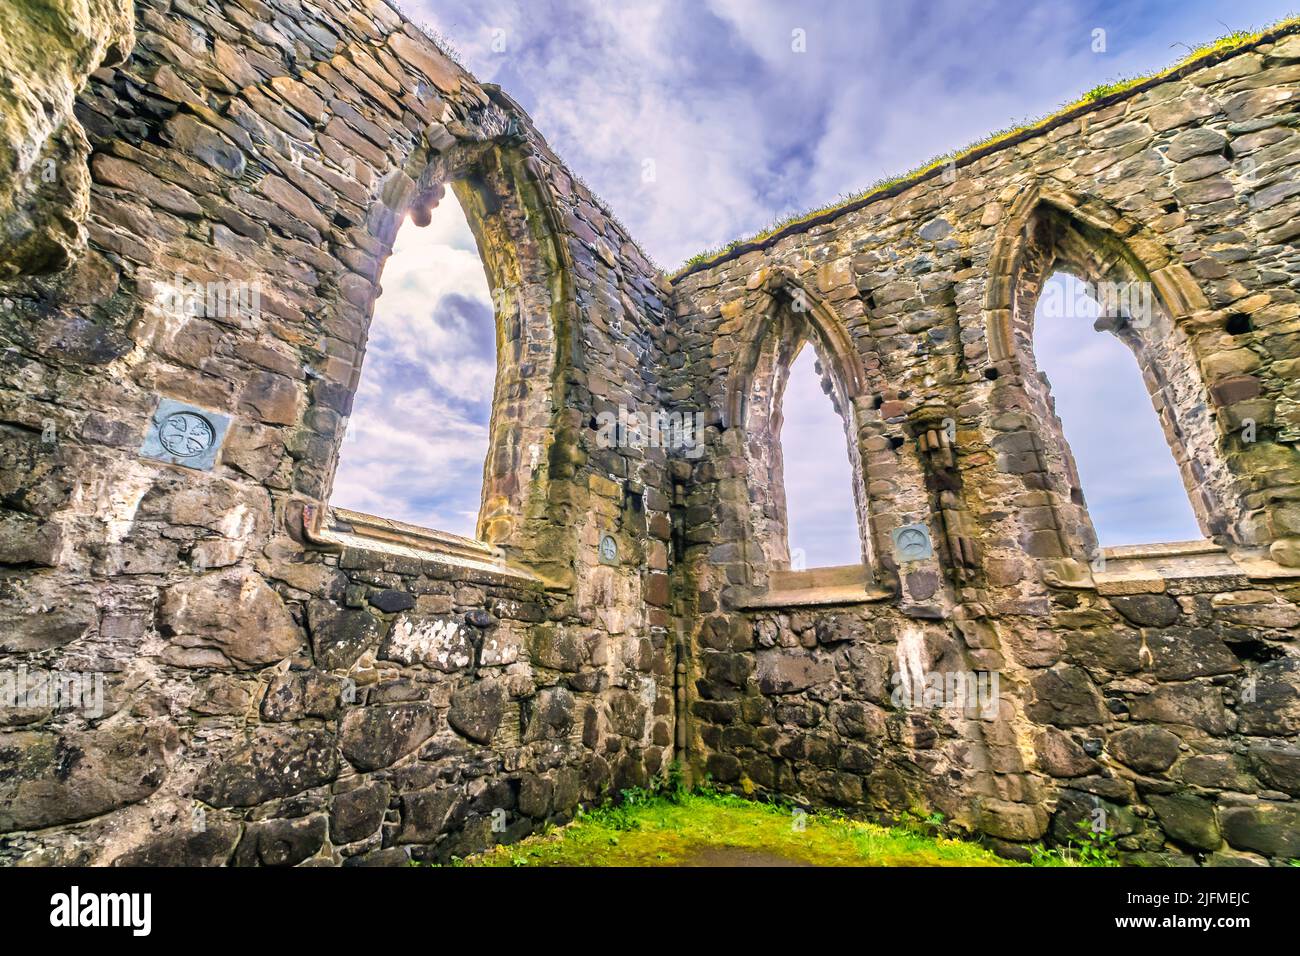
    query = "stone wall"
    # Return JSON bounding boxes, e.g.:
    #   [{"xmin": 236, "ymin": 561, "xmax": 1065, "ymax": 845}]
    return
[
  {"xmin": 1, "ymin": 3, "xmax": 1299, "ymax": 866},
  {"xmin": 672, "ymin": 26, "xmax": 1300, "ymax": 864},
  {"xmin": 0, "ymin": 0, "xmax": 675, "ymax": 865}
]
